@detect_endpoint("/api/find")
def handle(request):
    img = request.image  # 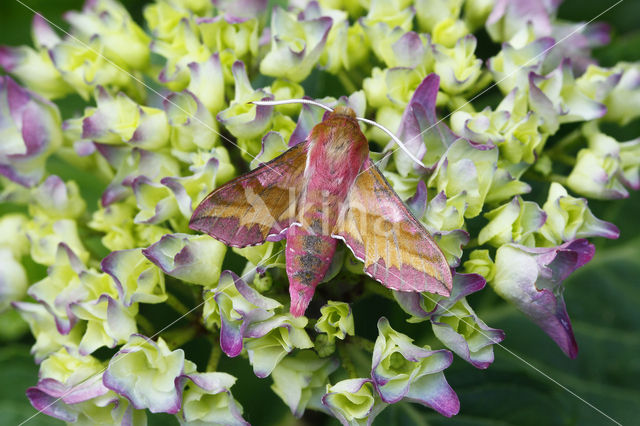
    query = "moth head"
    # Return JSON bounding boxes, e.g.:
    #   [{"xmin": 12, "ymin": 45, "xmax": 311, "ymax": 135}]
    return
[
  {"xmin": 331, "ymin": 105, "xmax": 357, "ymax": 119},
  {"xmin": 251, "ymin": 98, "xmax": 426, "ymax": 168}
]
